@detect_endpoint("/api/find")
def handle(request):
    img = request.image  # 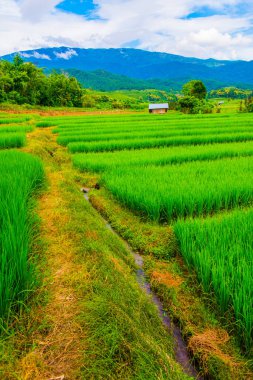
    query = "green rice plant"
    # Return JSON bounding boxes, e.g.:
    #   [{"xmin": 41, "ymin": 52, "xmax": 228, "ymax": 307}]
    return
[
  {"xmin": 73, "ymin": 141, "xmax": 253, "ymax": 172},
  {"xmin": 0, "ymin": 132, "xmax": 26, "ymax": 149},
  {"xmin": 0, "ymin": 116, "xmax": 31, "ymax": 124},
  {"xmin": 57, "ymin": 125, "xmax": 253, "ymax": 146},
  {"xmin": 68, "ymin": 131, "xmax": 253, "ymax": 153},
  {"xmin": 102, "ymin": 156, "xmax": 253, "ymax": 221},
  {"xmin": 0, "ymin": 125, "xmax": 33, "ymax": 133},
  {"xmin": 54, "ymin": 115, "xmax": 253, "ymax": 134},
  {"xmin": 36, "ymin": 121, "xmax": 57, "ymax": 128},
  {"xmin": 174, "ymin": 208, "xmax": 253, "ymax": 353},
  {"xmin": 0, "ymin": 151, "xmax": 45, "ymax": 322},
  {"xmin": 55, "ymin": 117, "xmax": 253, "ymax": 135},
  {"xmin": 45, "ymin": 112, "xmax": 250, "ymax": 127}
]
